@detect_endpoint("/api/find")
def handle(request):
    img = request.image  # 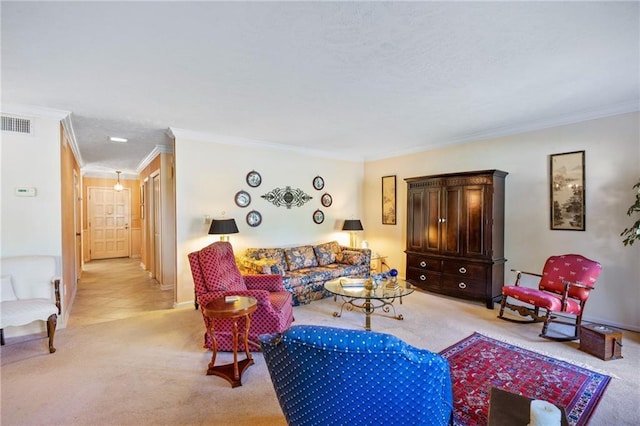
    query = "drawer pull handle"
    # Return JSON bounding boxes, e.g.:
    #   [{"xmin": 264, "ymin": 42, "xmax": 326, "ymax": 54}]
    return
[
  {"xmin": 458, "ymin": 282, "xmax": 467, "ymax": 289},
  {"xmin": 420, "ymin": 261, "xmax": 427, "ymax": 268},
  {"xmin": 459, "ymin": 267, "xmax": 467, "ymax": 274},
  {"xmin": 419, "ymin": 275, "xmax": 426, "ymax": 281}
]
